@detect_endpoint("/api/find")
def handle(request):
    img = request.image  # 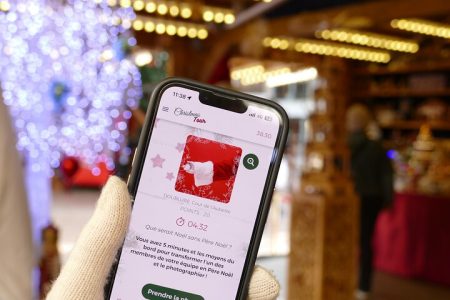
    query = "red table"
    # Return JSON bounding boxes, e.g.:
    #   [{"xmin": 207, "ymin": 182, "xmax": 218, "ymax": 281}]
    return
[{"xmin": 373, "ymin": 192, "xmax": 450, "ymax": 286}]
